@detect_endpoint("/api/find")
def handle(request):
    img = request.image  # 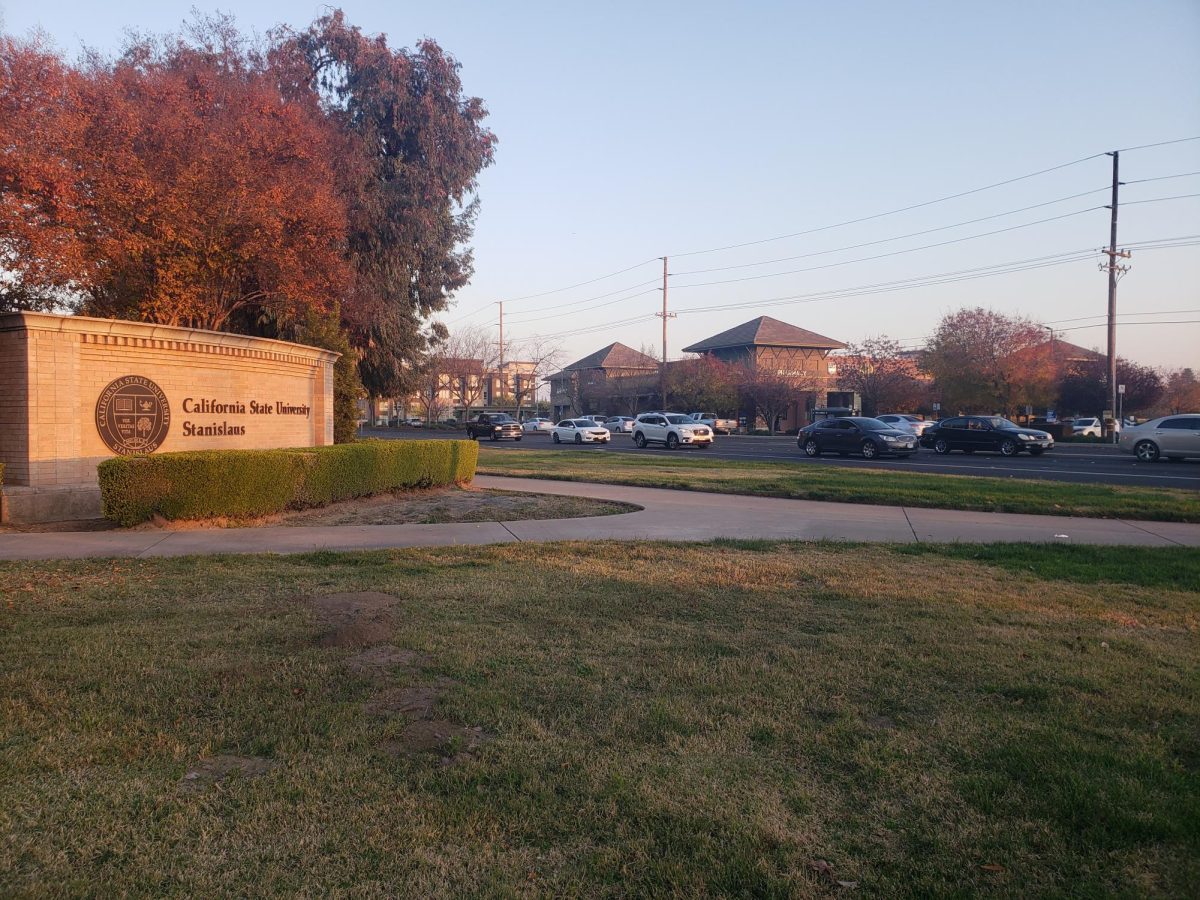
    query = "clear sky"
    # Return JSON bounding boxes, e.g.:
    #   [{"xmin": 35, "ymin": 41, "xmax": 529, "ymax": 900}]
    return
[{"xmin": 5, "ymin": 0, "xmax": 1199, "ymax": 369}]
